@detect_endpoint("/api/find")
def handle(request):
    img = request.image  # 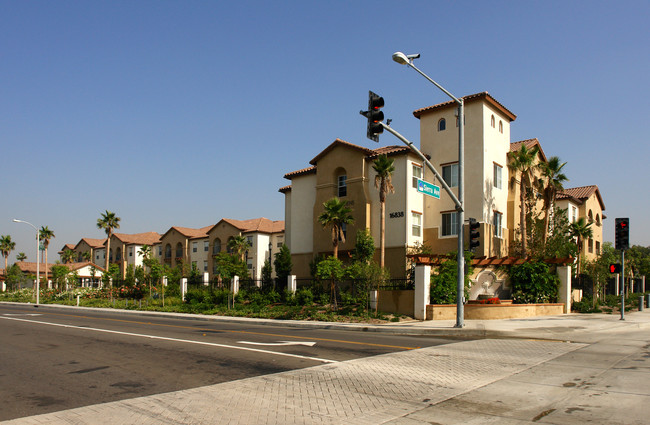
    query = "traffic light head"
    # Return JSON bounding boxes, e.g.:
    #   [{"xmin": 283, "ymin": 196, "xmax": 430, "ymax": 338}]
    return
[
  {"xmin": 366, "ymin": 91, "xmax": 384, "ymax": 142},
  {"xmin": 609, "ymin": 263, "xmax": 621, "ymax": 274},
  {"xmin": 468, "ymin": 218, "xmax": 480, "ymax": 250},
  {"xmin": 615, "ymin": 218, "xmax": 629, "ymax": 251}
]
